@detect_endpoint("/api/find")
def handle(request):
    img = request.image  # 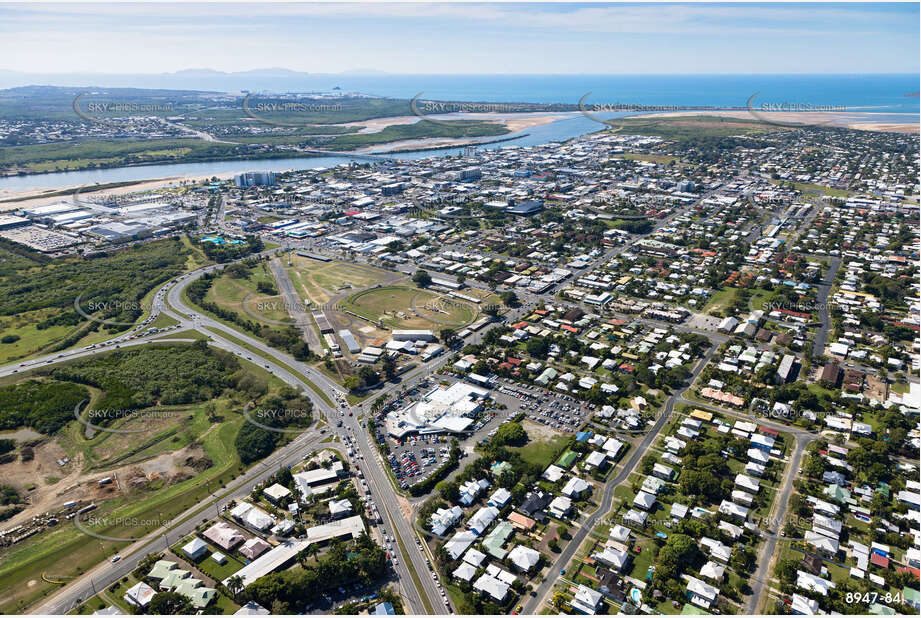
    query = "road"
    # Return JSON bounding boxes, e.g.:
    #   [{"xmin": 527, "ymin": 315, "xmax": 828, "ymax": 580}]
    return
[
  {"xmin": 164, "ymin": 262, "xmax": 346, "ymax": 398},
  {"xmin": 33, "ymin": 419, "xmax": 327, "ymax": 614},
  {"xmin": 745, "ymin": 433, "xmax": 810, "ymax": 613},
  {"xmin": 523, "ymin": 343, "xmax": 717, "ymax": 614},
  {"xmin": 268, "ymin": 256, "xmax": 323, "ymax": 355},
  {"xmin": 677, "ymin": 397, "xmax": 819, "ymax": 612},
  {"xmin": 16, "ymin": 176, "xmax": 763, "ymax": 614},
  {"xmin": 812, "ymin": 256, "xmax": 842, "ymax": 357},
  {"xmin": 165, "ymin": 262, "xmax": 448, "ymax": 613},
  {"xmin": 15, "ymin": 257, "xmax": 445, "ymax": 615}
]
